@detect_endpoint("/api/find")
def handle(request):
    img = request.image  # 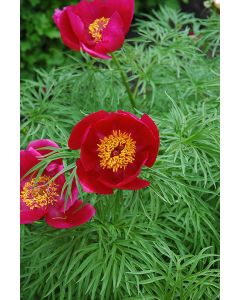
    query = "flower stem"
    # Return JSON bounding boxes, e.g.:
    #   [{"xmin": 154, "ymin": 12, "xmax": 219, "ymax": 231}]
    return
[{"xmin": 111, "ymin": 53, "xmax": 136, "ymax": 109}]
